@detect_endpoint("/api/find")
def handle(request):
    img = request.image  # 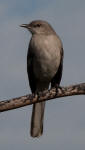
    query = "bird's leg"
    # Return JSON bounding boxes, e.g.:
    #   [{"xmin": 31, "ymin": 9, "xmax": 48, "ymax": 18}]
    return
[{"xmin": 53, "ymin": 84, "xmax": 62, "ymax": 93}]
